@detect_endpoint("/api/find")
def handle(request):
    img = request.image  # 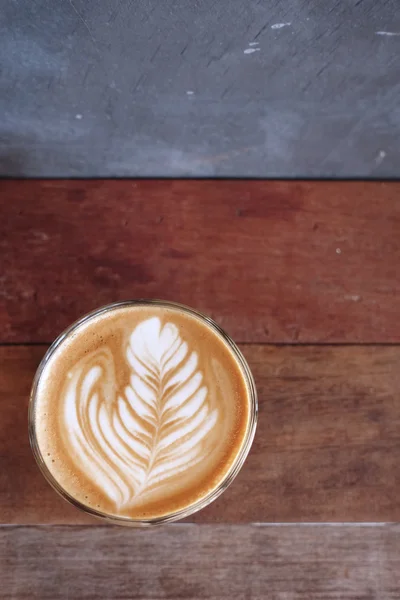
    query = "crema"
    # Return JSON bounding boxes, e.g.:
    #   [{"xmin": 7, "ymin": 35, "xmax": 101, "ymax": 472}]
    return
[{"xmin": 30, "ymin": 301, "xmax": 256, "ymax": 523}]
